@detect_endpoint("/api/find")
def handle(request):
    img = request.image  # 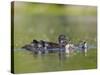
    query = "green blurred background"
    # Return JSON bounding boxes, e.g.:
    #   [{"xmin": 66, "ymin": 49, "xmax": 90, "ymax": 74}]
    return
[{"xmin": 13, "ymin": 2, "xmax": 97, "ymax": 48}]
